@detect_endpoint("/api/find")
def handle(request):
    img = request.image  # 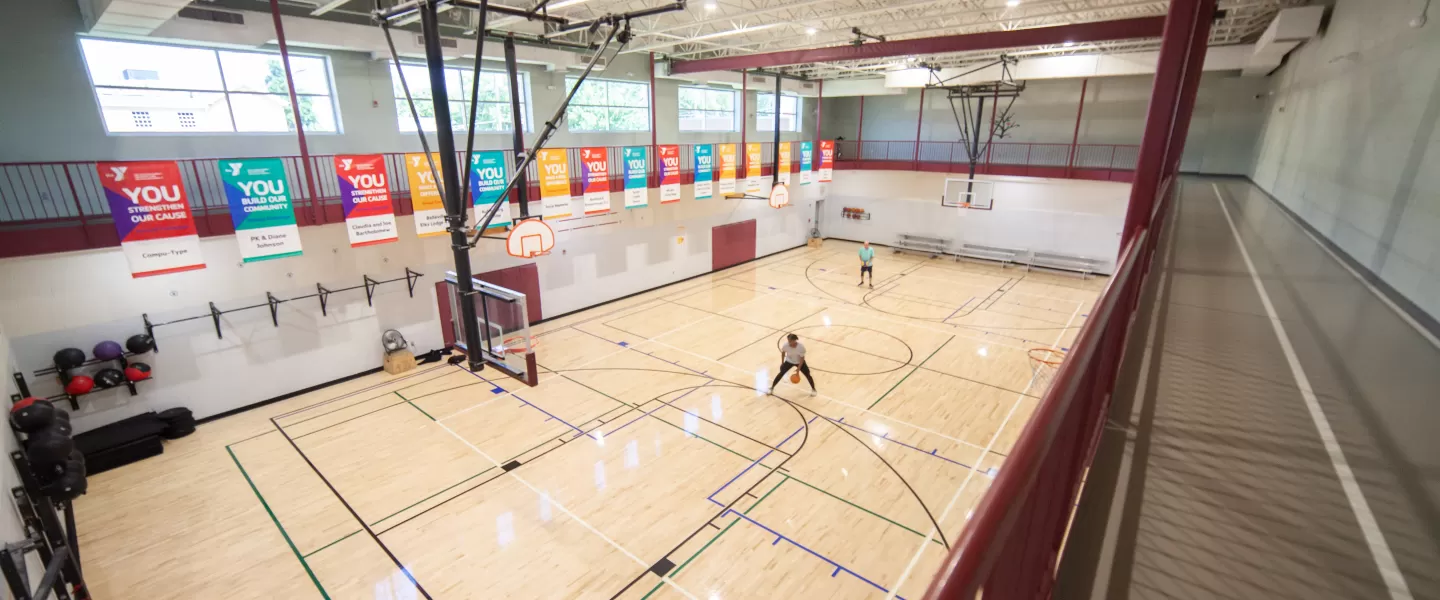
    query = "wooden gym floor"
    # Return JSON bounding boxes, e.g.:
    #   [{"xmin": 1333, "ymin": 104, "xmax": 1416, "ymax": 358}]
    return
[{"xmin": 74, "ymin": 240, "xmax": 1105, "ymax": 599}]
